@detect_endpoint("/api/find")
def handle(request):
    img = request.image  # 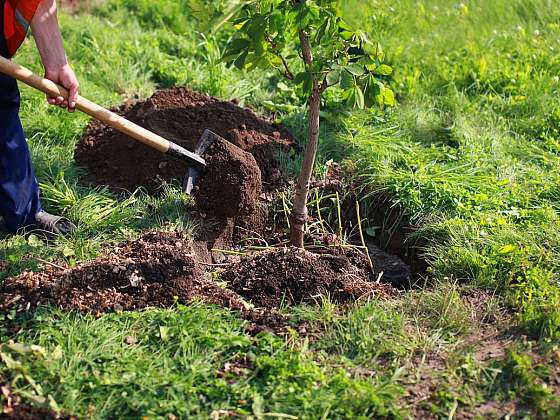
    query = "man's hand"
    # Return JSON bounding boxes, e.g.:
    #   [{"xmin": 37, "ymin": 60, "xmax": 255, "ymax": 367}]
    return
[
  {"xmin": 45, "ymin": 64, "xmax": 79, "ymax": 112},
  {"xmin": 31, "ymin": 0, "xmax": 79, "ymax": 113}
]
